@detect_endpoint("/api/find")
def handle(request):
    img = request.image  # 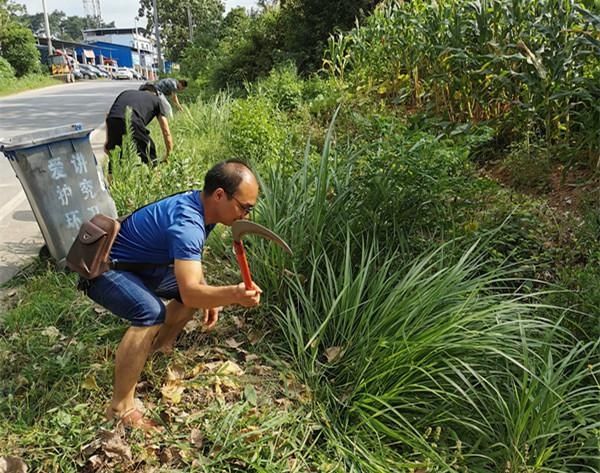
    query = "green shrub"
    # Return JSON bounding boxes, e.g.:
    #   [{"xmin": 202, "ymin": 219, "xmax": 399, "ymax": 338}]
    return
[
  {"xmin": 251, "ymin": 61, "xmax": 304, "ymax": 111},
  {"xmin": 208, "ymin": 8, "xmax": 284, "ymax": 92},
  {"xmin": 0, "ymin": 56, "xmax": 15, "ymax": 80},
  {"xmin": 227, "ymin": 96, "xmax": 287, "ymax": 164},
  {"xmin": 303, "ymin": 75, "xmax": 342, "ymax": 116},
  {"xmin": 0, "ymin": 22, "xmax": 42, "ymax": 76}
]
